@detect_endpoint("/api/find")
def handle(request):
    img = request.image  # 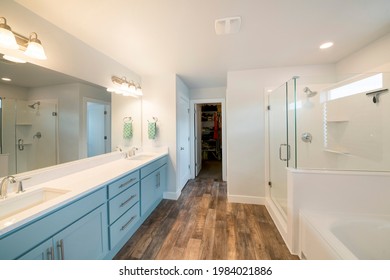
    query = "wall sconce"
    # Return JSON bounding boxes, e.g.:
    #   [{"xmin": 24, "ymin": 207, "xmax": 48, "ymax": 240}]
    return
[
  {"xmin": 0, "ymin": 17, "xmax": 47, "ymax": 61},
  {"xmin": 107, "ymin": 76, "xmax": 143, "ymax": 97}
]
